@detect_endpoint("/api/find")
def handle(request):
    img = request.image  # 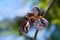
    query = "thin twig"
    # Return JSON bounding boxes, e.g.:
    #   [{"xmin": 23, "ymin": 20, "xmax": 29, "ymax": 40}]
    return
[
  {"xmin": 43, "ymin": 0, "xmax": 55, "ymax": 17},
  {"xmin": 33, "ymin": 0, "xmax": 54, "ymax": 40},
  {"xmin": 33, "ymin": 30, "xmax": 39, "ymax": 40}
]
